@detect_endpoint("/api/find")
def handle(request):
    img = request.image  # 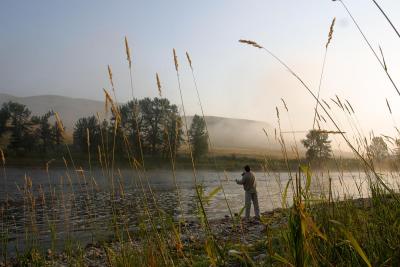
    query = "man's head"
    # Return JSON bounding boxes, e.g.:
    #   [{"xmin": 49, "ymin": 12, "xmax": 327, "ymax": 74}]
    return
[{"xmin": 244, "ymin": 165, "xmax": 250, "ymax": 172}]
